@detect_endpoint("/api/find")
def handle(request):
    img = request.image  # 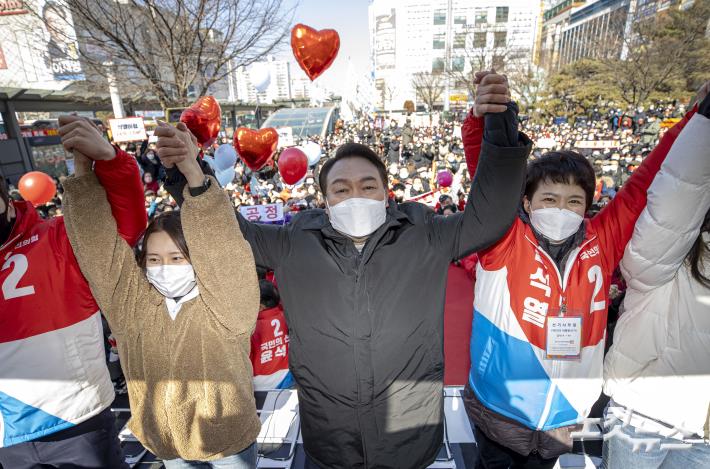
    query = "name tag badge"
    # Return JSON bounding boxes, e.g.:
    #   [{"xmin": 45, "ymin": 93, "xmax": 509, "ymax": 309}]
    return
[{"xmin": 545, "ymin": 313, "xmax": 582, "ymax": 361}]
